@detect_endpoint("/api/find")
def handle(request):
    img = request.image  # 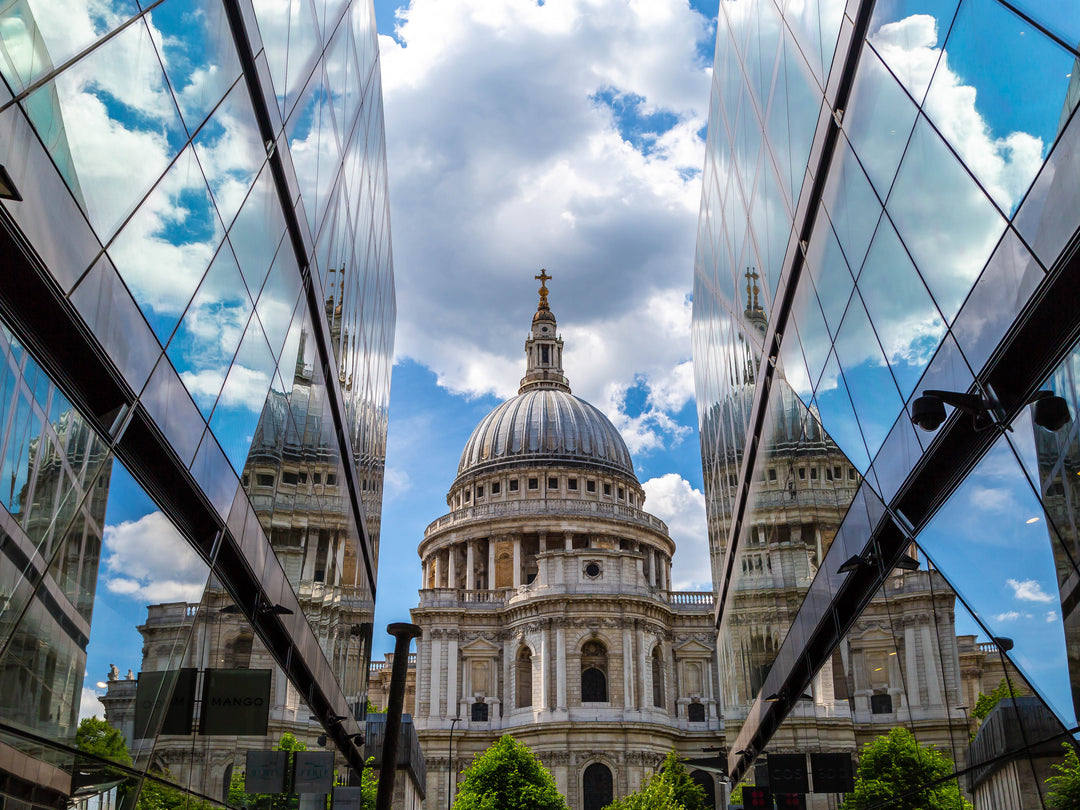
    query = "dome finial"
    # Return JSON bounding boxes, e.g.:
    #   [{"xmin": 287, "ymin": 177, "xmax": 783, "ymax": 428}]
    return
[{"xmin": 535, "ymin": 268, "xmax": 552, "ymax": 311}]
